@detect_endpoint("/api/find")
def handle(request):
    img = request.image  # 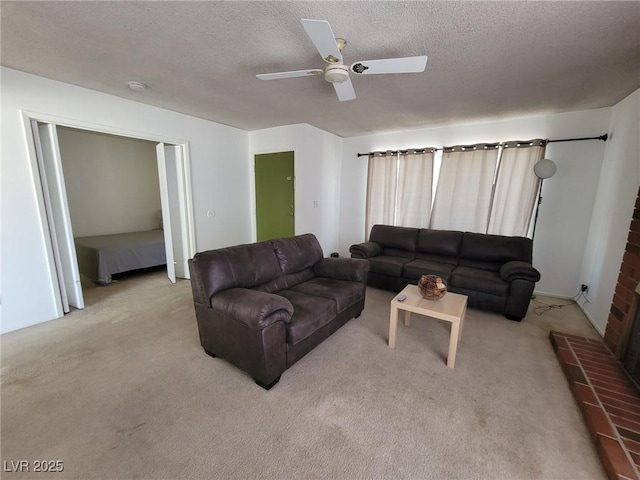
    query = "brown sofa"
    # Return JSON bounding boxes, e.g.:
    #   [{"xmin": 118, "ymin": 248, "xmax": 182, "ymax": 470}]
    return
[
  {"xmin": 188, "ymin": 234, "xmax": 370, "ymax": 389},
  {"xmin": 350, "ymin": 225, "xmax": 540, "ymax": 321}
]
